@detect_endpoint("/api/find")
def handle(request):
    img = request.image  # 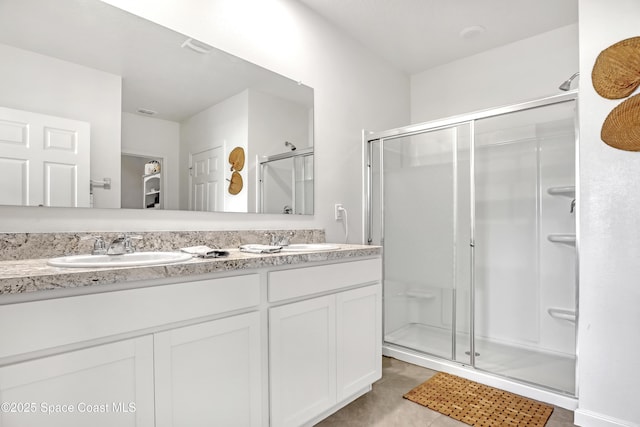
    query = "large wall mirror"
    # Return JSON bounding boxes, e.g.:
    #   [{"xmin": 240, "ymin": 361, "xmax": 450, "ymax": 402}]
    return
[{"xmin": 0, "ymin": 0, "xmax": 314, "ymax": 214}]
